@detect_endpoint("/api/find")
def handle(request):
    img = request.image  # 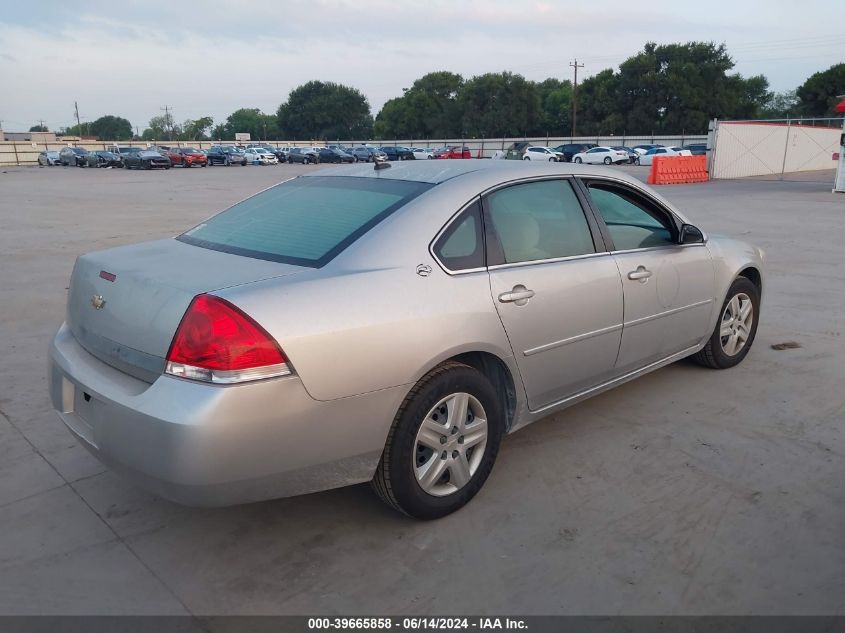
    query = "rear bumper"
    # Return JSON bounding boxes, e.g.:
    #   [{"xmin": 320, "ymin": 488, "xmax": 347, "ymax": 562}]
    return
[{"xmin": 48, "ymin": 322, "xmax": 408, "ymax": 506}]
